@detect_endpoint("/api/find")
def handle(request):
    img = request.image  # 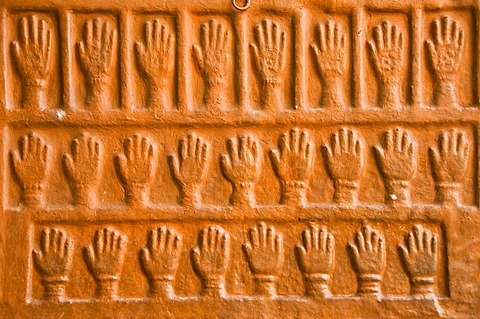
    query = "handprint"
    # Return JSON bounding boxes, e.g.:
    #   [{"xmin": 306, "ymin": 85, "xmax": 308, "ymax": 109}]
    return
[
  {"xmin": 429, "ymin": 129, "xmax": 470, "ymax": 205},
  {"xmin": 77, "ymin": 17, "xmax": 117, "ymax": 111},
  {"xmin": 296, "ymin": 224, "xmax": 335, "ymax": 297},
  {"xmin": 191, "ymin": 226, "xmax": 230, "ymax": 298},
  {"xmin": 374, "ymin": 128, "xmax": 417, "ymax": 205},
  {"xmin": 10, "ymin": 132, "xmax": 50, "ymax": 207},
  {"xmin": 269, "ymin": 128, "xmax": 314, "ymax": 206},
  {"xmin": 243, "ymin": 222, "xmax": 283, "ymax": 297},
  {"xmin": 348, "ymin": 225, "xmax": 386, "ymax": 296},
  {"xmin": 311, "ymin": 20, "xmax": 346, "ymax": 109},
  {"xmin": 250, "ymin": 19, "xmax": 286, "ymax": 111},
  {"xmin": 114, "ymin": 134, "xmax": 157, "ymax": 206},
  {"xmin": 193, "ymin": 19, "xmax": 230, "ymax": 111},
  {"xmin": 426, "ymin": 16, "xmax": 464, "ymax": 108},
  {"xmin": 368, "ymin": 20, "xmax": 404, "ymax": 110},
  {"xmin": 168, "ymin": 133, "xmax": 210, "ymax": 206},
  {"xmin": 140, "ymin": 227, "xmax": 182, "ymax": 299},
  {"xmin": 398, "ymin": 225, "xmax": 438, "ymax": 298},
  {"xmin": 322, "ymin": 128, "xmax": 364, "ymax": 204},
  {"xmin": 83, "ymin": 227, "xmax": 127, "ymax": 300},
  {"xmin": 11, "ymin": 15, "xmax": 52, "ymax": 110},
  {"xmin": 63, "ymin": 133, "xmax": 102, "ymax": 208},
  {"xmin": 220, "ymin": 134, "xmax": 260, "ymax": 206},
  {"xmin": 135, "ymin": 19, "xmax": 174, "ymax": 110},
  {"xmin": 33, "ymin": 228, "xmax": 74, "ymax": 302}
]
